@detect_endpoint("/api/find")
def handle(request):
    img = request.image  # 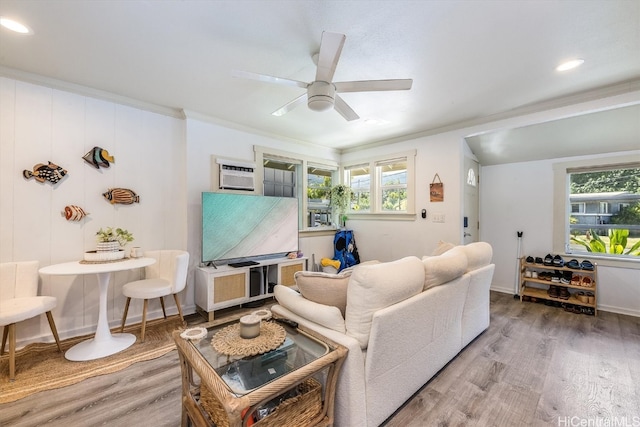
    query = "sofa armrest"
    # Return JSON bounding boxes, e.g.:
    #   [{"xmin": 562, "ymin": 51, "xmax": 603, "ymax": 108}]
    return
[{"xmin": 273, "ymin": 285, "xmax": 346, "ymax": 333}]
